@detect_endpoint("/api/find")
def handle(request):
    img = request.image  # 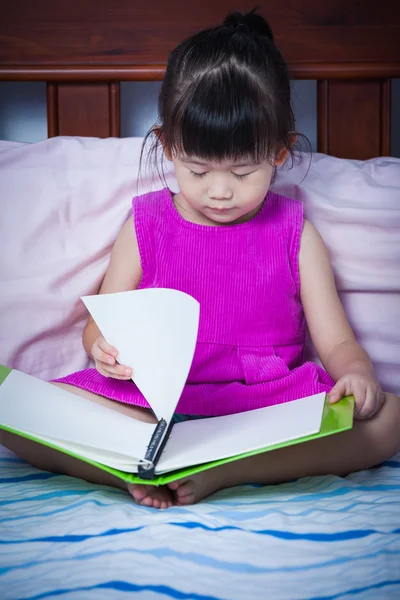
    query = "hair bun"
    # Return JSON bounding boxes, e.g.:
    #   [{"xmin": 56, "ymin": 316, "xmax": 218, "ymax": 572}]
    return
[{"xmin": 223, "ymin": 9, "xmax": 274, "ymax": 42}]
